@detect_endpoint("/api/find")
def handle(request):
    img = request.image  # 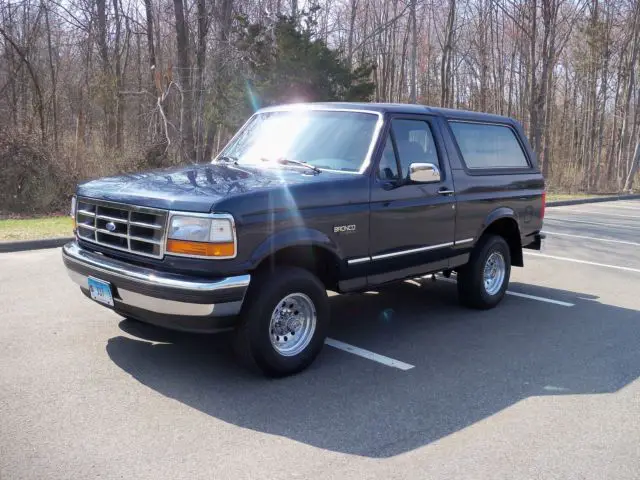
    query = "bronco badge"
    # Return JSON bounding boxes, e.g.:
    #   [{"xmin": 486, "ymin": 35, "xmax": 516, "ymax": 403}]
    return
[{"xmin": 333, "ymin": 224, "xmax": 356, "ymax": 234}]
